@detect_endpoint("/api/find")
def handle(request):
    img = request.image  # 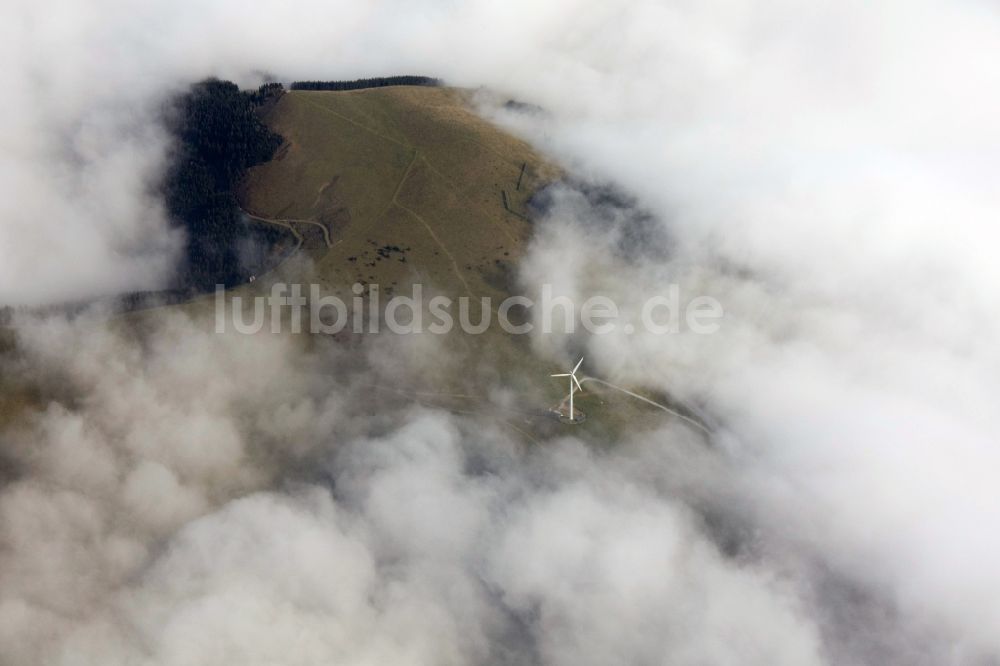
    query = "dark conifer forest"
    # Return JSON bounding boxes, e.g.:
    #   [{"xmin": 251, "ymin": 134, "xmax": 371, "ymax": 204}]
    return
[
  {"xmin": 289, "ymin": 76, "xmax": 439, "ymax": 91},
  {"xmin": 162, "ymin": 79, "xmax": 285, "ymax": 290}
]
